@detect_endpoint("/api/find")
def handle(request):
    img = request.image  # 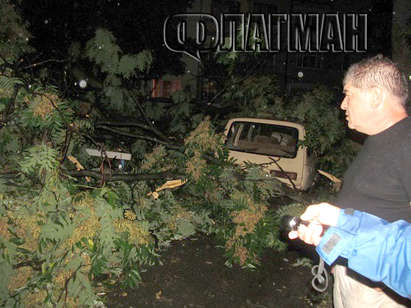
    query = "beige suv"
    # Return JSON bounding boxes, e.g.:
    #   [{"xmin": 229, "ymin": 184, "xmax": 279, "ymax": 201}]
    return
[{"xmin": 224, "ymin": 118, "xmax": 316, "ymax": 190}]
